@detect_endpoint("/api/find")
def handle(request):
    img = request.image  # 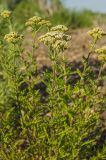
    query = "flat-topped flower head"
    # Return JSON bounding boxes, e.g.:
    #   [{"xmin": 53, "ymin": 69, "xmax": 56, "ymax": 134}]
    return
[
  {"xmin": 39, "ymin": 31, "xmax": 71, "ymax": 42},
  {"xmin": 88, "ymin": 27, "xmax": 106, "ymax": 42},
  {"xmin": 39, "ymin": 30, "xmax": 71, "ymax": 51},
  {"xmin": 25, "ymin": 16, "xmax": 51, "ymax": 30},
  {"xmin": 1, "ymin": 10, "xmax": 11, "ymax": 19},
  {"xmin": 4, "ymin": 32, "xmax": 23, "ymax": 44},
  {"xmin": 95, "ymin": 46, "xmax": 106, "ymax": 54},
  {"xmin": 25, "ymin": 16, "xmax": 42, "ymax": 27},
  {"xmin": 50, "ymin": 25, "xmax": 68, "ymax": 32},
  {"xmin": 52, "ymin": 40, "xmax": 68, "ymax": 52},
  {"xmin": 38, "ymin": 20, "xmax": 51, "ymax": 27}
]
